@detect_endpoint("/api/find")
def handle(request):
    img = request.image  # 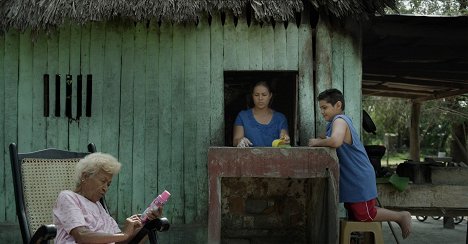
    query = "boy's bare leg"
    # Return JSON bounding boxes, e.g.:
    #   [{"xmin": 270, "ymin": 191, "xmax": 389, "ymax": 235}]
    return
[{"xmin": 373, "ymin": 208, "xmax": 412, "ymax": 239}]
